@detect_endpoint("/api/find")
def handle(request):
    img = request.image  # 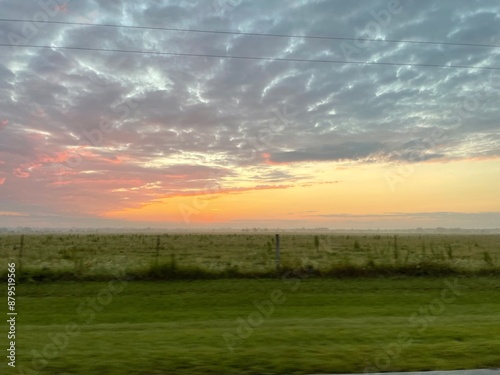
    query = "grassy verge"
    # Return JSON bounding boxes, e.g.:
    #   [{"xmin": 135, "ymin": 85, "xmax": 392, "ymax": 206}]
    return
[{"xmin": 8, "ymin": 277, "xmax": 500, "ymax": 374}]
